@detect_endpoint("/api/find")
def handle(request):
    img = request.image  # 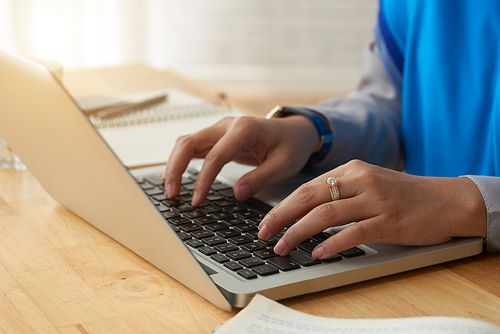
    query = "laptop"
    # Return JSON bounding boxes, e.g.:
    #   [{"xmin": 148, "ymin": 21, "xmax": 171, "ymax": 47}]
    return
[{"xmin": 0, "ymin": 49, "xmax": 483, "ymax": 311}]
